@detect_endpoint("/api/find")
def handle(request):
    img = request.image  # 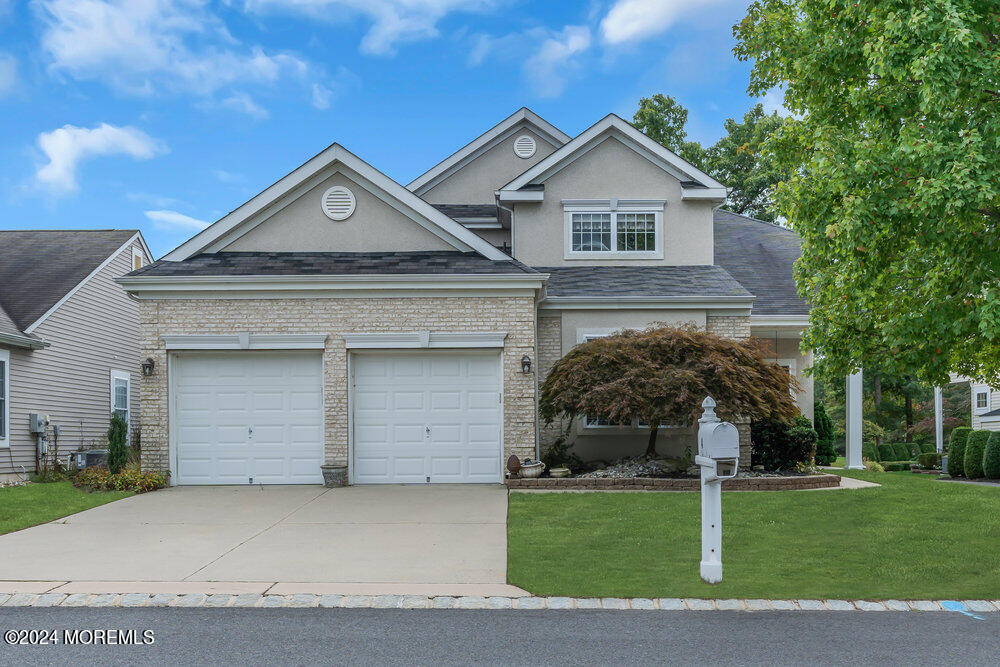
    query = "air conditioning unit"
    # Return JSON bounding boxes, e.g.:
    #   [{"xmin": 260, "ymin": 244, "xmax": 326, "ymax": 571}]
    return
[{"xmin": 71, "ymin": 450, "xmax": 109, "ymax": 470}]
